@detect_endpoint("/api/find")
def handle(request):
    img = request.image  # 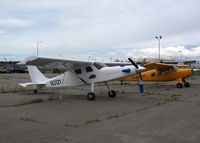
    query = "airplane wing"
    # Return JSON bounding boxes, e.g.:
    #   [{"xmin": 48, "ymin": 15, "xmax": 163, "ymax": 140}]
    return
[
  {"xmin": 176, "ymin": 64, "xmax": 190, "ymax": 68},
  {"xmin": 144, "ymin": 62, "xmax": 176, "ymax": 72},
  {"xmin": 18, "ymin": 56, "xmax": 130, "ymax": 69},
  {"xmin": 18, "ymin": 56, "xmax": 91, "ymax": 66},
  {"xmin": 104, "ymin": 62, "xmax": 131, "ymax": 67}
]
